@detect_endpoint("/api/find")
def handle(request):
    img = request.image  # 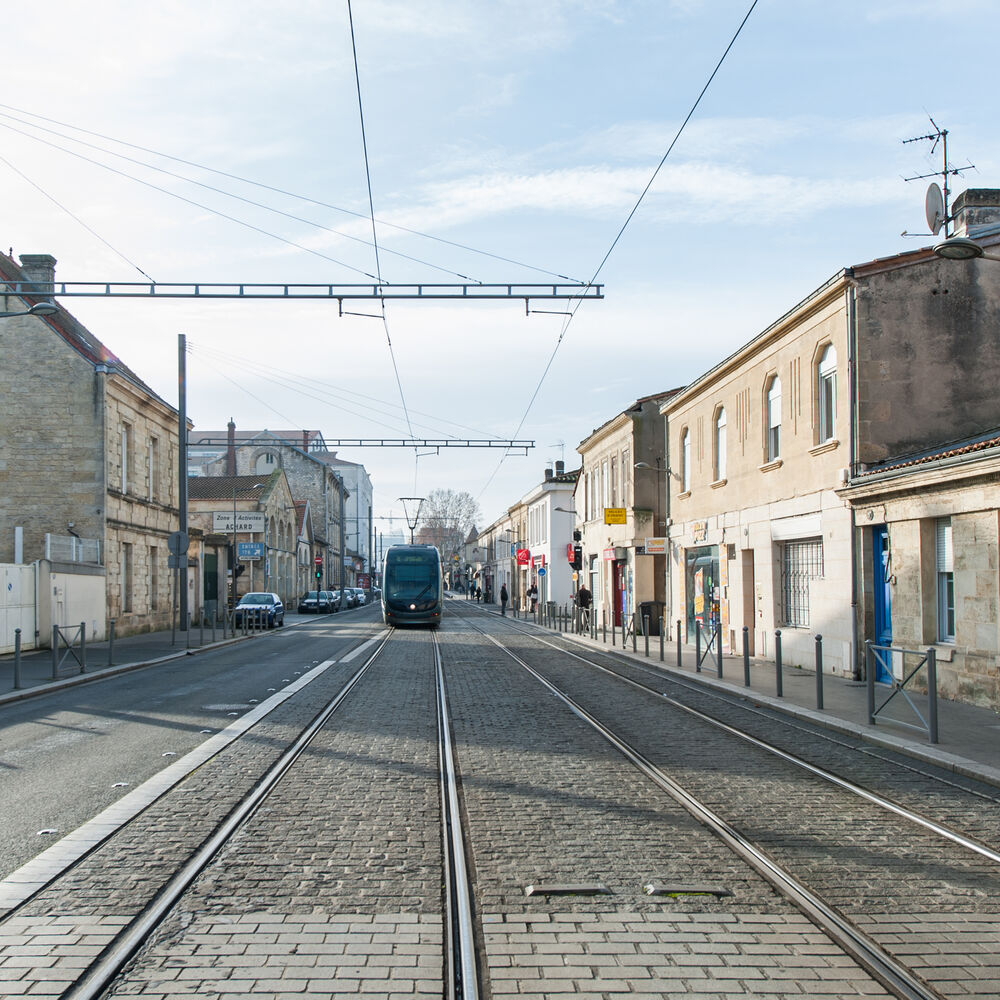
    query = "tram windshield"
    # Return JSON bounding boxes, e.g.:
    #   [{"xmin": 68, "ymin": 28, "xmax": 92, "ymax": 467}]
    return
[{"xmin": 385, "ymin": 555, "xmax": 439, "ymax": 601}]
